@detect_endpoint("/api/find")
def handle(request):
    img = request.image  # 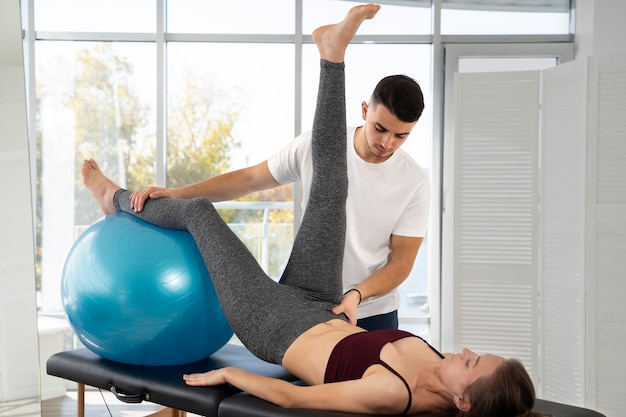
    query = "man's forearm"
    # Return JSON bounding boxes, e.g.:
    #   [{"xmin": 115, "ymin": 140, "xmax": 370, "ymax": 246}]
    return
[
  {"xmin": 357, "ymin": 235, "xmax": 423, "ymax": 300},
  {"xmin": 176, "ymin": 161, "xmax": 281, "ymax": 202}
]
